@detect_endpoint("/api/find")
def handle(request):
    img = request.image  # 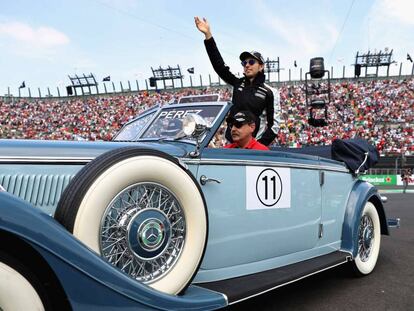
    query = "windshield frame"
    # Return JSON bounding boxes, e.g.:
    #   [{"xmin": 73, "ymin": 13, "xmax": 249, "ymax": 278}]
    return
[
  {"xmin": 112, "ymin": 105, "xmax": 160, "ymax": 141},
  {"xmin": 178, "ymin": 94, "xmax": 220, "ymax": 104},
  {"xmin": 137, "ymin": 102, "xmax": 229, "ymax": 145}
]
